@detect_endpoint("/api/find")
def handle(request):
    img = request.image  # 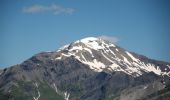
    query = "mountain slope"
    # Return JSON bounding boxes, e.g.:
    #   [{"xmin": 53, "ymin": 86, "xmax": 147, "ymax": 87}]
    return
[
  {"xmin": 56, "ymin": 37, "xmax": 170, "ymax": 76},
  {"xmin": 0, "ymin": 37, "xmax": 170, "ymax": 100}
]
